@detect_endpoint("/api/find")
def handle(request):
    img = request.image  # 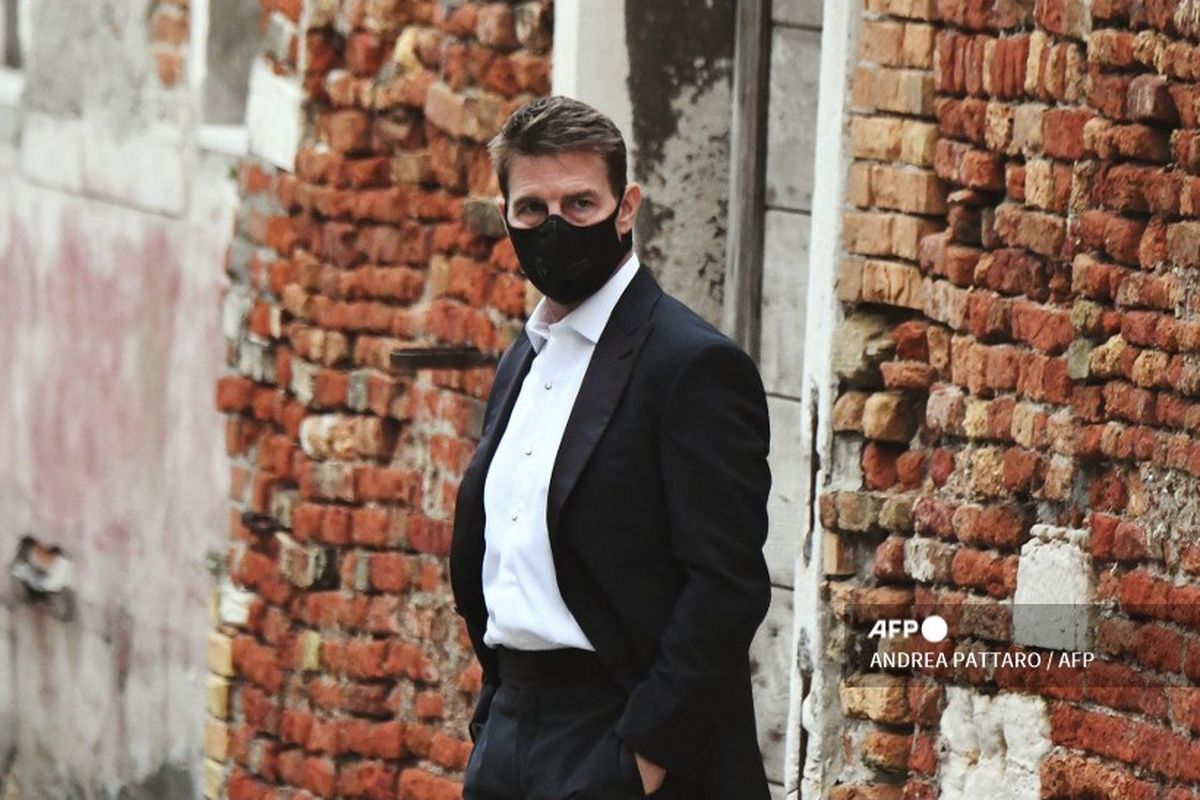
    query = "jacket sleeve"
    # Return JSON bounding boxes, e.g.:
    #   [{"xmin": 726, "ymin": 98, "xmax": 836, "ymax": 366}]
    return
[
  {"xmin": 468, "ymin": 677, "xmax": 498, "ymax": 744},
  {"xmin": 613, "ymin": 341, "xmax": 773, "ymax": 779}
]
